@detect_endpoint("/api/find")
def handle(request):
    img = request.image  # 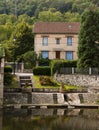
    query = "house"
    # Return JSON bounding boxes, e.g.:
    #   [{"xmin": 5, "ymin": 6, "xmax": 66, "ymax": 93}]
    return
[{"xmin": 33, "ymin": 22, "xmax": 80, "ymax": 60}]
